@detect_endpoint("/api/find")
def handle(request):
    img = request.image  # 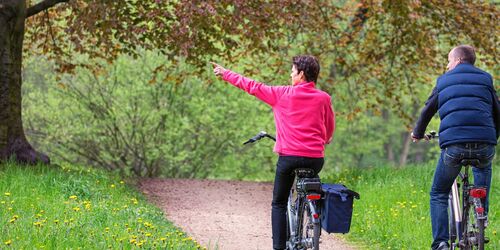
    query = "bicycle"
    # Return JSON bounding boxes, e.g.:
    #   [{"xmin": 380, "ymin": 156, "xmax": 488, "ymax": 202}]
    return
[
  {"xmin": 244, "ymin": 131, "xmax": 323, "ymax": 250},
  {"xmin": 426, "ymin": 132, "xmax": 489, "ymax": 250}
]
